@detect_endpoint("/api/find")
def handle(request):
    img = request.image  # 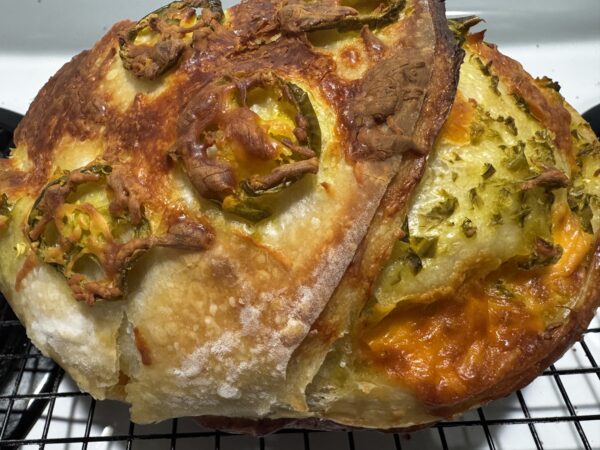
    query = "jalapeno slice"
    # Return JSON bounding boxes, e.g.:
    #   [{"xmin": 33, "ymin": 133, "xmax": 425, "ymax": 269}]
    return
[
  {"xmin": 119, "ymin": 0, "xmax": 224, "ymax": 79},
  {"xmin": 278, "ymin": 0, "xmax": 405, "ymax": 34},
  {"xmin": 173, "ymin": 72, "xmax": 322, "ymax": 221},
  {"xmin": 27, "ymin": 164, "xmax": 213, "ymax": 304}
]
